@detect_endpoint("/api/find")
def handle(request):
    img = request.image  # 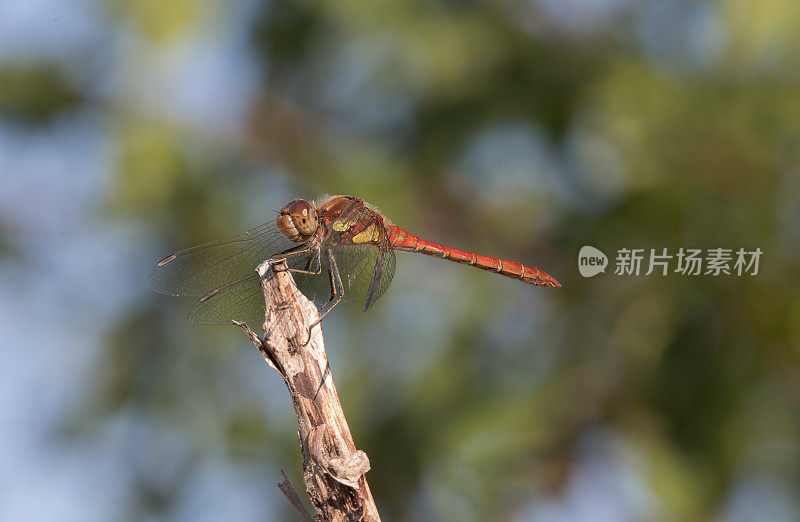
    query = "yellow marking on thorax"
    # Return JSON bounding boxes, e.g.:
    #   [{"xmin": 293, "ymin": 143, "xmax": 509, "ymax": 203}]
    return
[
  {"xmin": 331, "ymin": 219, "xmax": 352, "ymax": 232},
  {"xmin": 352, "ymin": 223, "xmax": 379, "ymax": 243}
]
